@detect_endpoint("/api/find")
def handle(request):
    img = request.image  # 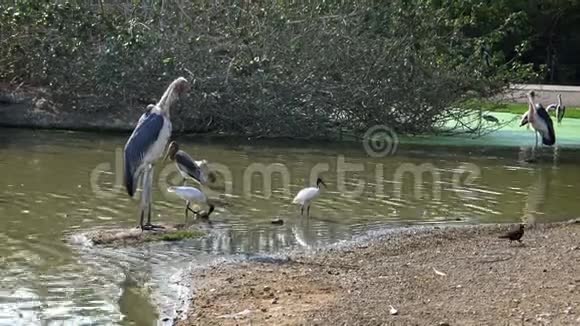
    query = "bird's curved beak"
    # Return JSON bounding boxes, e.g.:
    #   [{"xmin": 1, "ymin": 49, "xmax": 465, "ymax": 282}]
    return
[
  {"xmin": 163, "ymin": 150, "xmax": 170, "ymax": 163},
  {"xmin": 321, "ymin": 181, "xmax": 327, "ymax": 188}
]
